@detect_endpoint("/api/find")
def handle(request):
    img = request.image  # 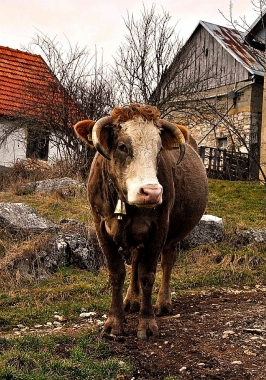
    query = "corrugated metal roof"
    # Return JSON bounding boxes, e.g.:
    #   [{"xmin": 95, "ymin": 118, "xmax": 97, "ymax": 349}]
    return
[{"xmin": 200, "ymin": 21, "xmax": 265, "ymax": 77}]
